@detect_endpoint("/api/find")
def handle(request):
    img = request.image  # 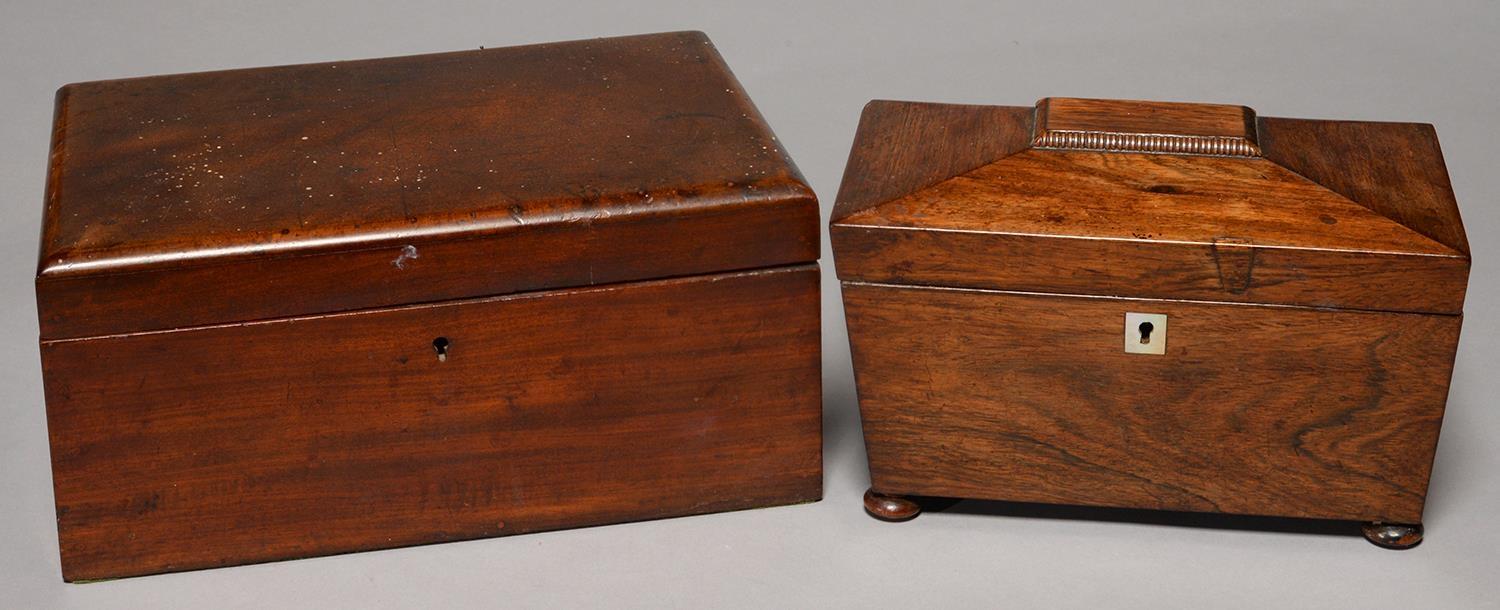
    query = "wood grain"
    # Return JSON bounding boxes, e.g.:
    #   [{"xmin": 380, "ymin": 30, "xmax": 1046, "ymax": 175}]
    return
[
  {"xmin": 831, "ymin": 98, "xmax": 1470, "ymax": 531},
  {"xmin": 842, "ymin": 150, "xmax": 1447, "ymax": 252},
  {"xmin": 831, "ymin": 225, "xmax": 1467, "ymax": 315},
  {"xmin": 842, "ymin": 282, "xmax": 1458, "ymax": 524},
  {"xmin": 37, "ymin": 31, "xmax": 817, "ymax": 339},
  {"xmin": 44, "ymin": 266, "xmax": 822, "ymax": 581},
  {"xmin": 830, "ymin": 100, "xmax": 1469, "ymax": 315},
  {"xmin": 831, "ymin": 148, "xmax": 1469, "ymax": 314},
  {"xmin": 40, "ymin": 198, "xmax": 816, "ymax": 340},
  {"xmin": 830, "ymin": 100, "xmax": 1032, "ymax": 220},
  {"xmin": 1260, "ymin": 117, "xmax": 1469, "ymax": 256}
]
